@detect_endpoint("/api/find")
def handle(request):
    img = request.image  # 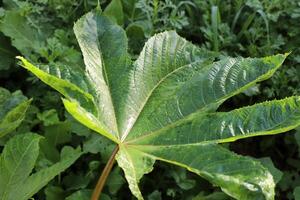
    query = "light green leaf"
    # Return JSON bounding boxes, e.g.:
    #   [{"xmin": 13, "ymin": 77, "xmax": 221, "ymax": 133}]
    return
[
  {"xmin": 0, "ymin": 133, "xmax": 82, "ymax": 200},
  {"xmin": 124, "ymin": 52, "xmax": 287, "ymax": 142},
  {"xmin": 0, "ymin": 88, "xmax": 31, "ymax": 138},
  {"xmin": 0, "ymin": 88, "xmax": 27, "ymax": 118},
  {"xmin": 17, "ymin": 57, "xmax": 96, "ymax": 113},
  {"xmin": 83, "ymin": 134, "xmax": 114, "ymax": 161},
  {"xmin": 116, "ymin": 145, "xmax": 155, "ymax": 199},
  {"xmin": 73, "ymin": 9, "xmax": 132, "ymax": 139},
  {"xmin": 119, "ymin": 31, "xmax": 215, "ymax": 140},
  {"xmin": 18, "ymin": 10, "xmax": 300, "ymax": 200},
  {"xmin": 62, "ymin": 99, "xmax": 118, "ymax": 143},
  {"xmin": 129, "ymin": 96, "xmax": 300, "ymax": 145},
  {"xmin": 37, "ymin": 109, "xmax": 60, "ymax": 126},
  {"xmin": 258, "ymin": 157, "xmax": 283, "ymax": 184}
]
